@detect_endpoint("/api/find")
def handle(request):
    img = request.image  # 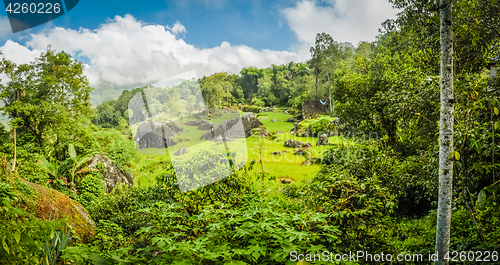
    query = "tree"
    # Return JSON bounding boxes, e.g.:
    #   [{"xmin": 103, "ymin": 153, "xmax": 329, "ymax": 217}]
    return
[
  {"xmin": 0, "ymin": 48, "xmax": 94, "ymax": 159},
  {"xmin": 435, "ymin": 0, "xmax": 454, "ymax": 264},
  {"xmin": 310, "ymin": 33, "xmax": 352, "ymax": 112}
]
